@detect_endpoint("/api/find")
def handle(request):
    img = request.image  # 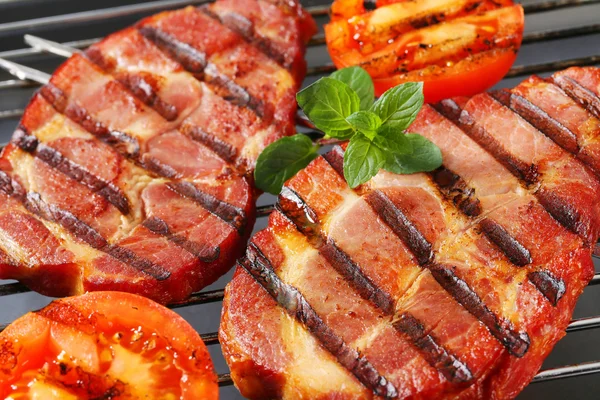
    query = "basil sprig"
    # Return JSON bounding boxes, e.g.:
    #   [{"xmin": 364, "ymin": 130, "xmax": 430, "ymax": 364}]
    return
[{"xmin": 254, "ymin": 66, "xmax": 442, "ymax": 194}]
